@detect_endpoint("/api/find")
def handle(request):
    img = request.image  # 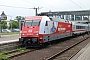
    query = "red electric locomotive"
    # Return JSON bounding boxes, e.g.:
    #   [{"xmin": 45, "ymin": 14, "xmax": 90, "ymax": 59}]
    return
[{"xmin": 19, "ymin": 16, "xmax": 73, "ymax": 47}]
